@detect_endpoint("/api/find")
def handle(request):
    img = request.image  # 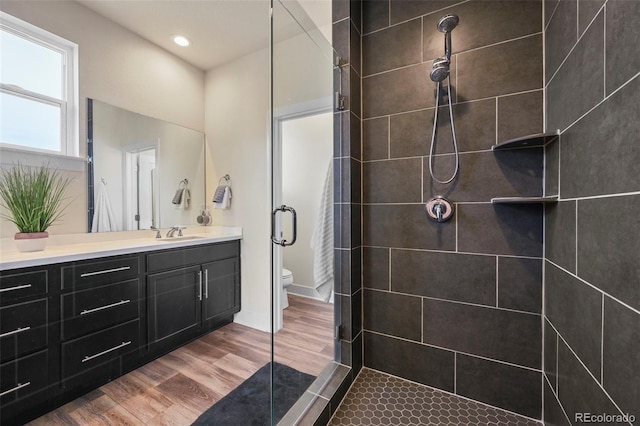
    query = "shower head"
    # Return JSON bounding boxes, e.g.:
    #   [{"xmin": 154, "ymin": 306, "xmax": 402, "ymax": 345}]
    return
[
  {"xmin": 437, "ymin": 14, "xmax": 459, "ymax": 33},
  {"xmin": 430, "ymin": 57, "xmax": 450, "ymax": 82}
]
